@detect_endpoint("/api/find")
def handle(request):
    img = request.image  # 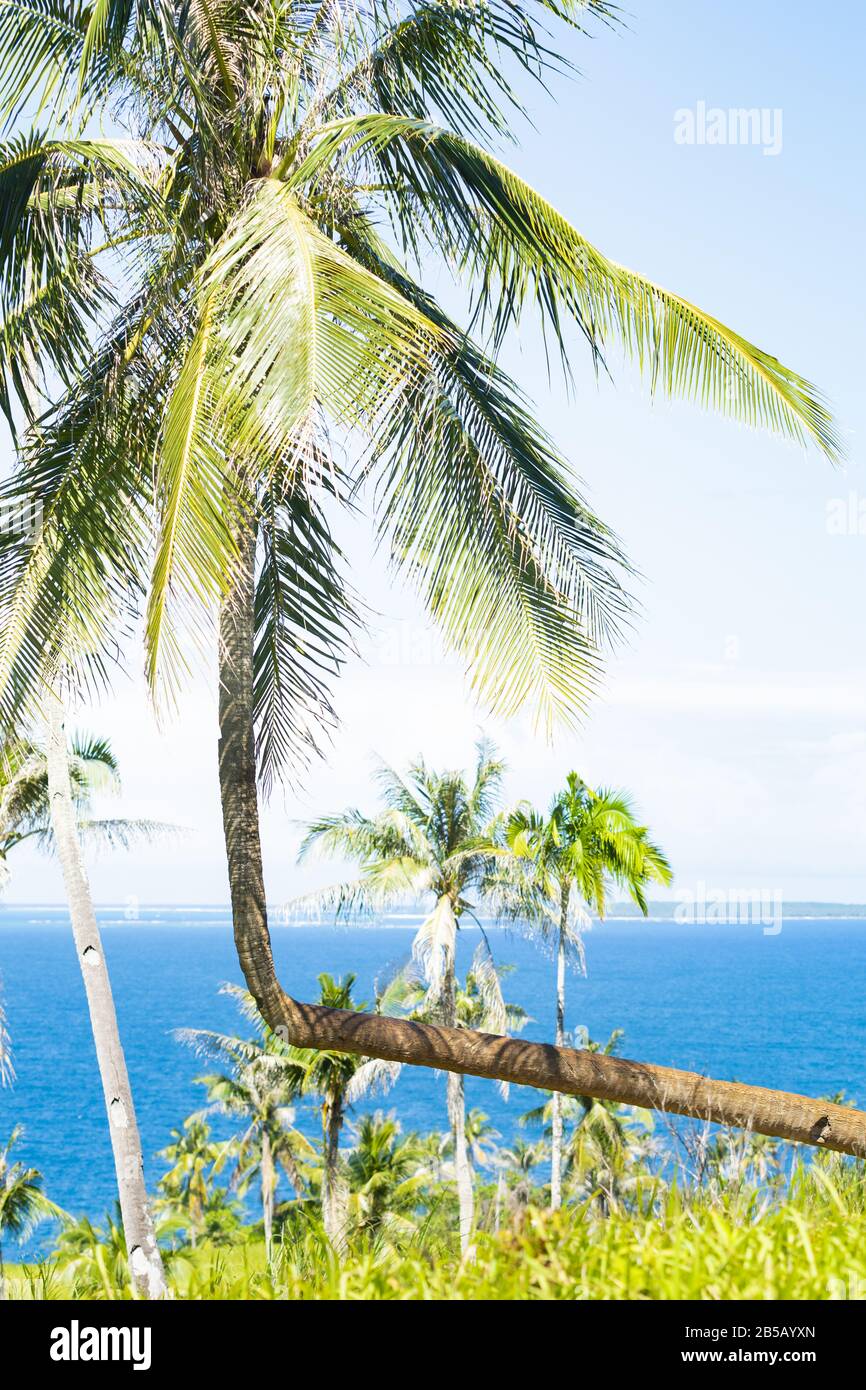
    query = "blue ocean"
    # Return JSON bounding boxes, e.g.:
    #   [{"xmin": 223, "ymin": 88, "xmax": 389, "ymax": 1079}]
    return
[{"xmin": 2, "ymin": 906, "xmax": 865, "ymax": 1256}]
